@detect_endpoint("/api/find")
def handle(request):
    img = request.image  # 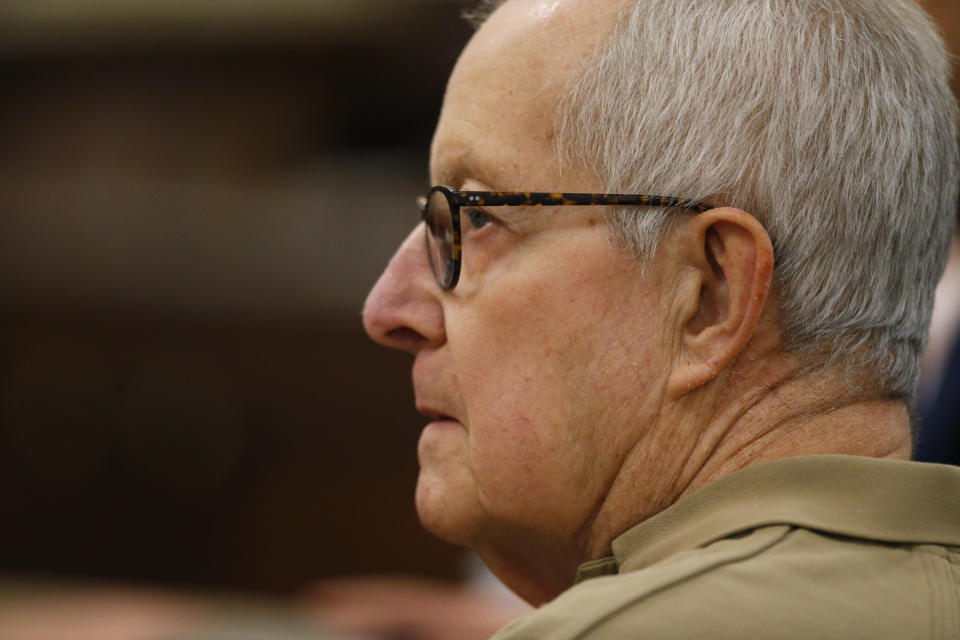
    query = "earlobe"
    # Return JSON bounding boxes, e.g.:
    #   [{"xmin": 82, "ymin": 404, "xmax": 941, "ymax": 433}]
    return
[{"xmin": 666, "ymin": 208, "xmax": 774, "ymax": 398}]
